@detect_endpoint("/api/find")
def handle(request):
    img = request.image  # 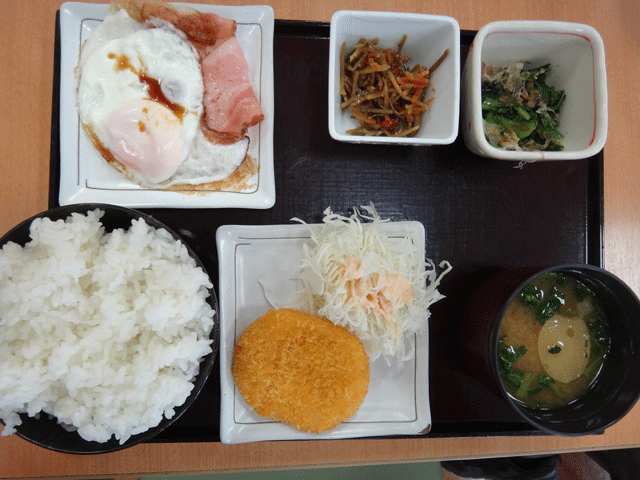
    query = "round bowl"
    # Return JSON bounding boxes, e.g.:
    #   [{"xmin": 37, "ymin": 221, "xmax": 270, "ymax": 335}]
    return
[
  {"xmin": 462, "ymin": 264, "xmax": 640, "ymax": 435},
  {"xmin": 0, "ymin": 203, "xmax": 219, "ymax": 453}
]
